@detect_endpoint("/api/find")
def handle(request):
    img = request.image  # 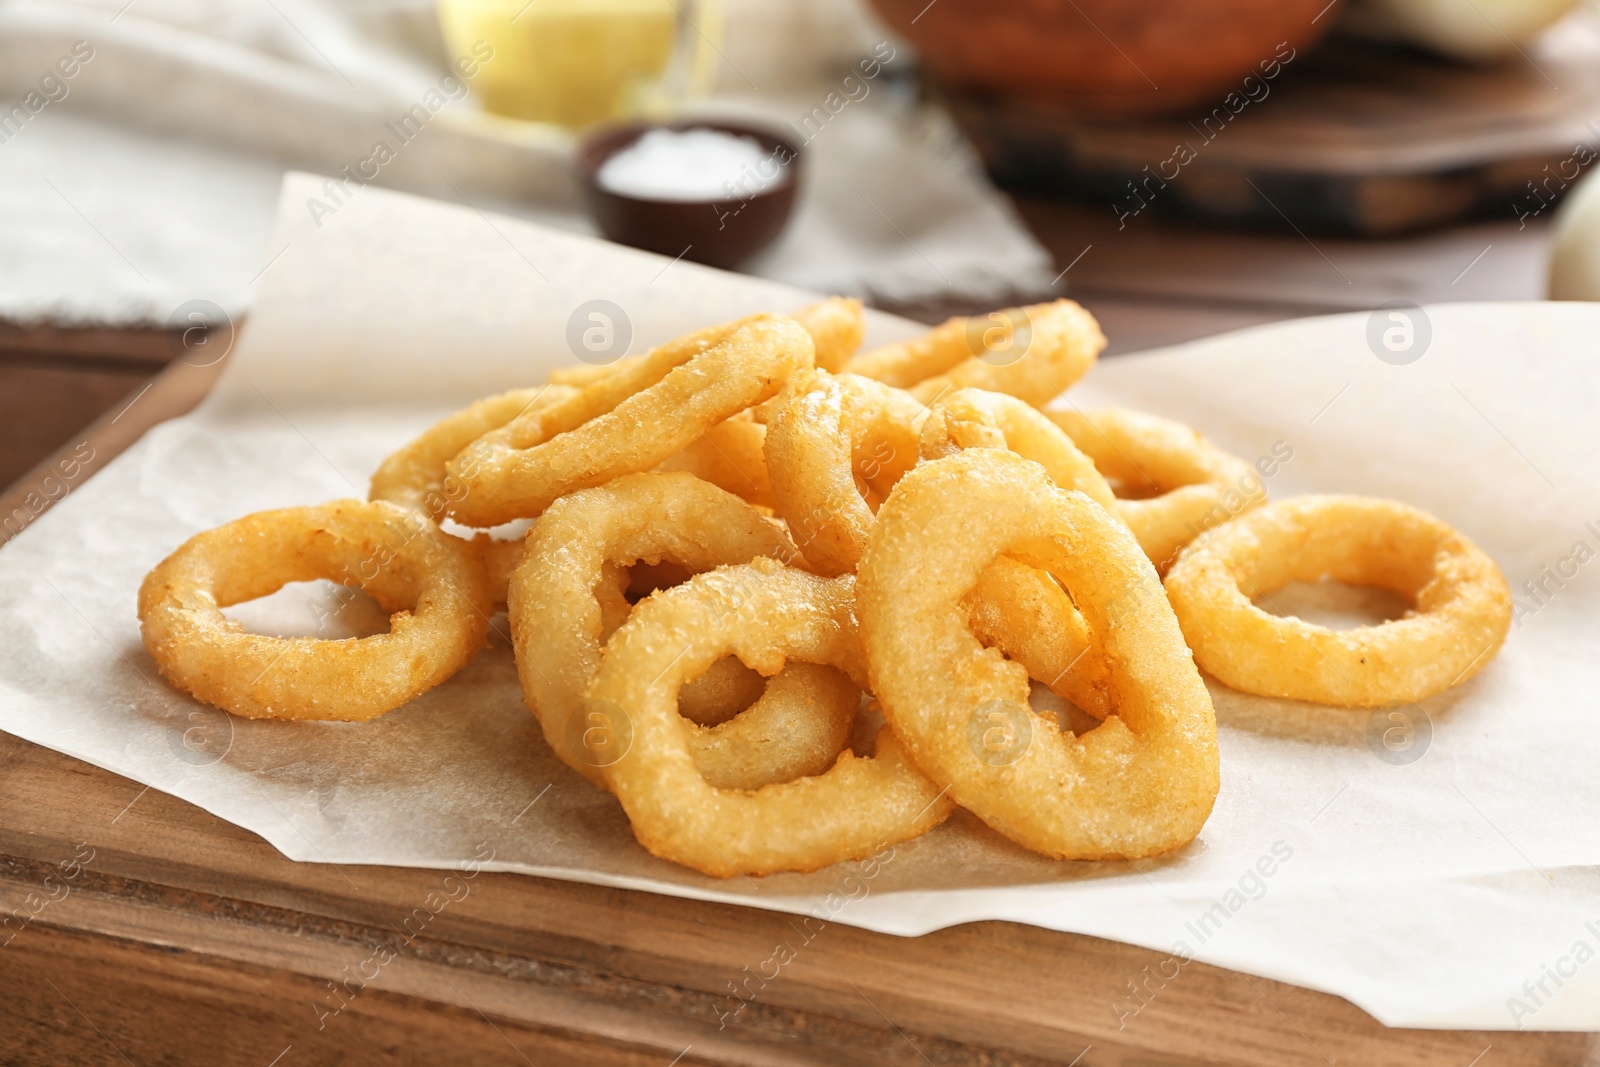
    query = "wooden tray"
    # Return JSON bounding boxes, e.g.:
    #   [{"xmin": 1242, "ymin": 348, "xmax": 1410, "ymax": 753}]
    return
[
  {"xmin": 1, "ymin": 353, "xmax": 1594, "ymax": 1065},
  {"xmin": 940, "ymin": 16, "xmax": 1600, "ymax": 235}
]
